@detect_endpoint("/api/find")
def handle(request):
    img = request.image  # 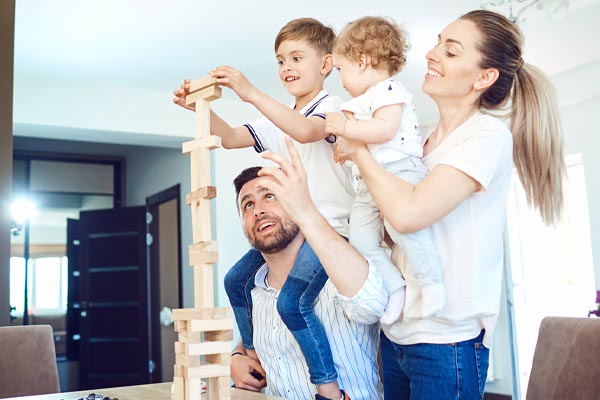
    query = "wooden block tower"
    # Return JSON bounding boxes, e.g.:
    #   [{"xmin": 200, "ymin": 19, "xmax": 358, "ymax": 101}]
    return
[{"xmin": 173, "ymin": 76, "xmax": 233, "ymax": 400}]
